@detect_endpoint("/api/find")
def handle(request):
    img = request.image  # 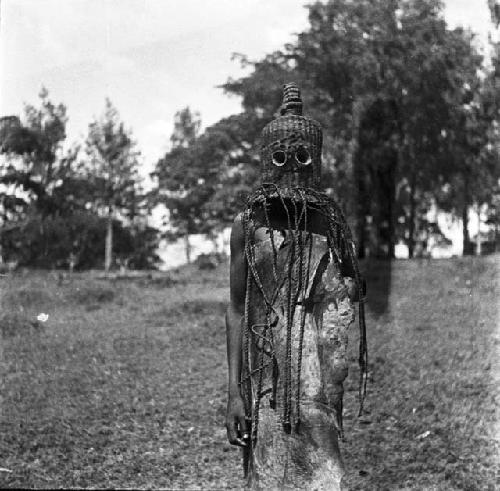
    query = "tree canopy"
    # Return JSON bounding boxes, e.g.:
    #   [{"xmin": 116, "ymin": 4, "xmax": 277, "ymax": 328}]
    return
[{"xmin": 163, "ymin": 0, "xmax": 499, "ymax": 258}]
